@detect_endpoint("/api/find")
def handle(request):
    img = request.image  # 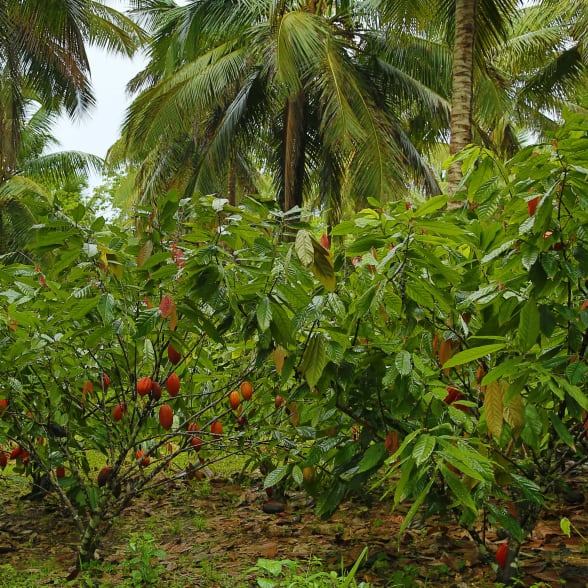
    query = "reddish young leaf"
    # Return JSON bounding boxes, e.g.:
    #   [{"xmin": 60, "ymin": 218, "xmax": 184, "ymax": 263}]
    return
[
  {"xmin": 159, "ymin": 295, "xmax": 175, "ymax": 318},
  {"xmin": 496, "ymin": 542, "xmax": 508, "ymax": 569},
  {"xmin": 527, "ymin": 196, "xmax": 540, "ymax": 216}
]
